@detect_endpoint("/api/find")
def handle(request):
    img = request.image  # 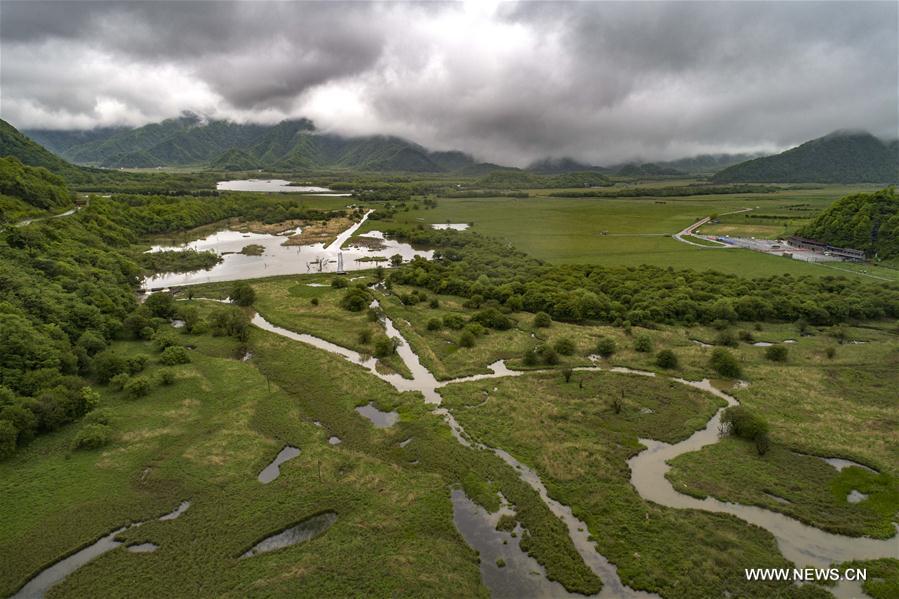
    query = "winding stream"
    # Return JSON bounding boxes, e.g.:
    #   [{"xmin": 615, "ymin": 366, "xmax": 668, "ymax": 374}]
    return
[
  {"xmin": 248, "ymin": 296, "xmax": 898, "ymax": 598},
  {"xmin": 13, "ymin": 500, "xmax": 191, "ymax": 599}
]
